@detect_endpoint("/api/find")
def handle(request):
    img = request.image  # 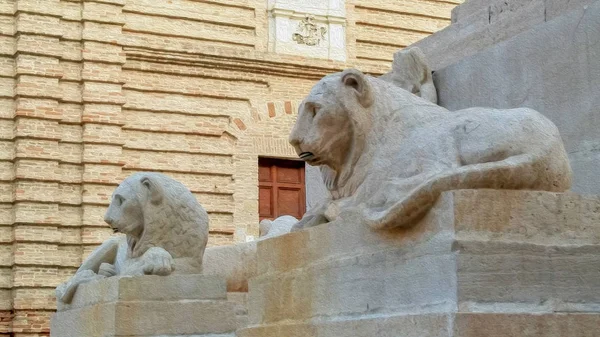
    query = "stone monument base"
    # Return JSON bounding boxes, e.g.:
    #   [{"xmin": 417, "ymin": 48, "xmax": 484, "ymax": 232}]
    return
[
  {"xmin": 239, "ymin": 190, "xmax": 600, "ymax": 337},
  {"xmin": 51, "ymin": 275, "xmax": 237, "ymax": 337}
]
